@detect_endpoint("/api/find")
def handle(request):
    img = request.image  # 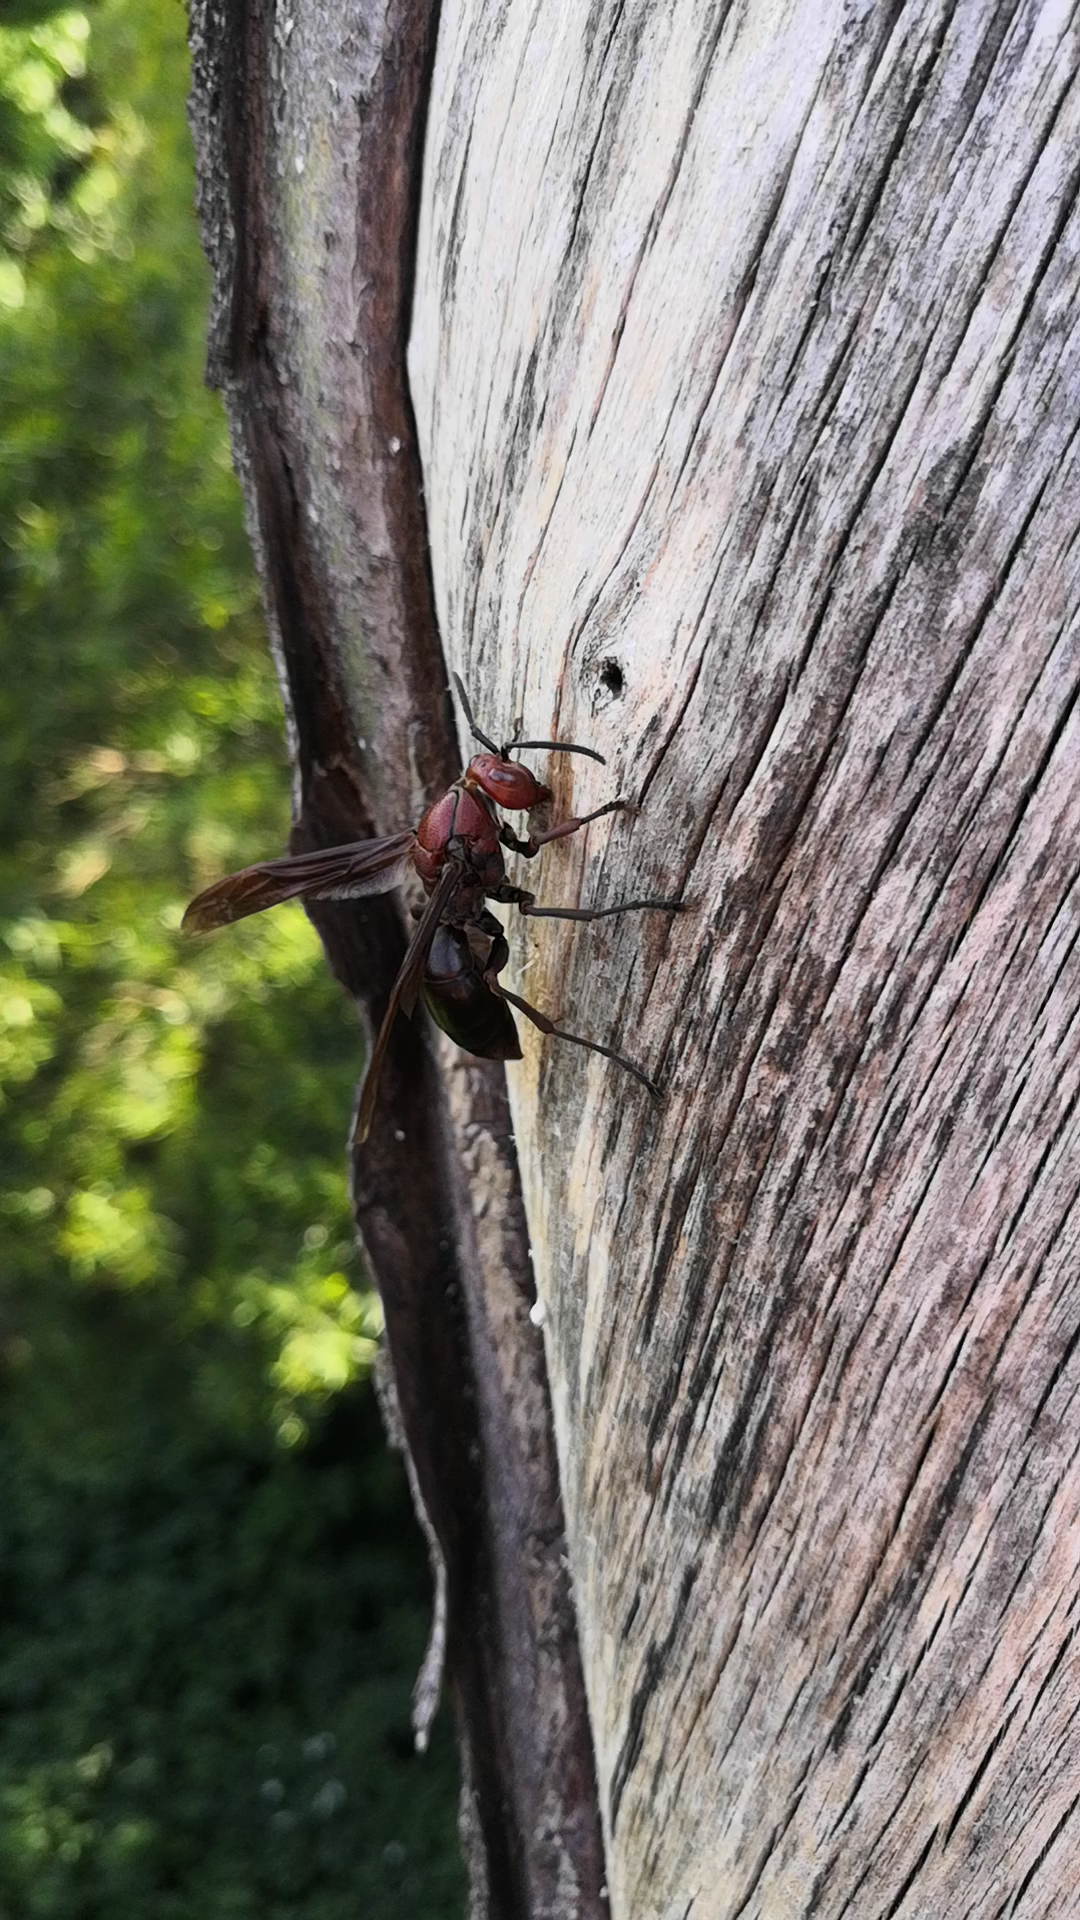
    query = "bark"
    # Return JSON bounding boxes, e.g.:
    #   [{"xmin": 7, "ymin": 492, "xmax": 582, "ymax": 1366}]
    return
[
  {"xmin": 408, "ymin": 1, "xmax": 1080, "ymax": 1916},
  {"xmin": 185, "ymin": 4, "xmax": 606, "ymax": 1915}
]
